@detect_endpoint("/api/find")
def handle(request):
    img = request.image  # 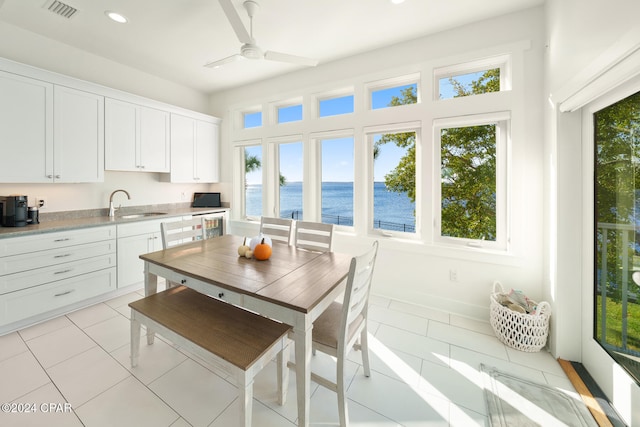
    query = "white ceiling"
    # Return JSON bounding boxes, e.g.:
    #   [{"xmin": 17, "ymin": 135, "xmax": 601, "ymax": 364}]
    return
[{"xmin": 0, "ymin": 0, "xmax": 543, "ymax": 94}]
